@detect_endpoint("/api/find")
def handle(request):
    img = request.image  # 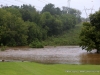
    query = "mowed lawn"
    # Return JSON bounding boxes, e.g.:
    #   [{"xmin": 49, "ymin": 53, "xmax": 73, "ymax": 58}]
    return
[{"xmin": 0, "ymin": 62, "xmax": 100, "ymax": 75}]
